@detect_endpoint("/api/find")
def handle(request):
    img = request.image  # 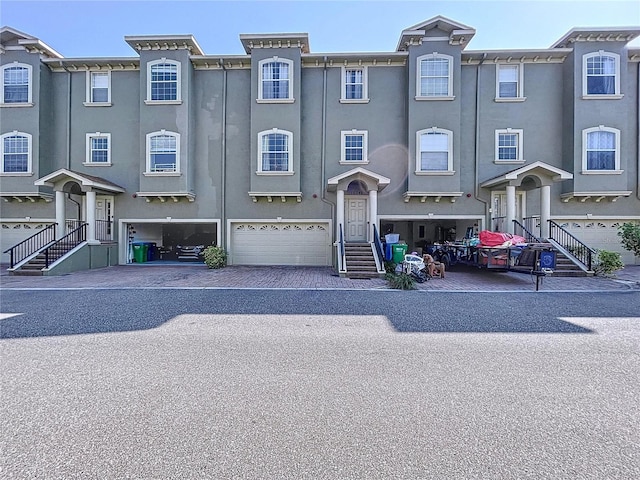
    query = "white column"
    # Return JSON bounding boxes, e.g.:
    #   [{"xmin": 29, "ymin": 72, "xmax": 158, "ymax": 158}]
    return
[
  {"xmin": 506, "ymin": 185, "xmax": 516, "ymax": 234},
  {"xmin": 540, "ymin": 185, "xmax": 551, "ymax": 240},
  {"xmin": 55, "ymin": 190, "xmax": 65, "ymax": 240},
  {"xmin": 369, "ymin": 189, "xmax": 378, "ymax": 242},
  {"xmin": 86, "ymin": 190, "xmax": 97, "ymax": 244},
  {"xmin": 336, "ymin": 189, "xmax": 345, "ymax": 242}
]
